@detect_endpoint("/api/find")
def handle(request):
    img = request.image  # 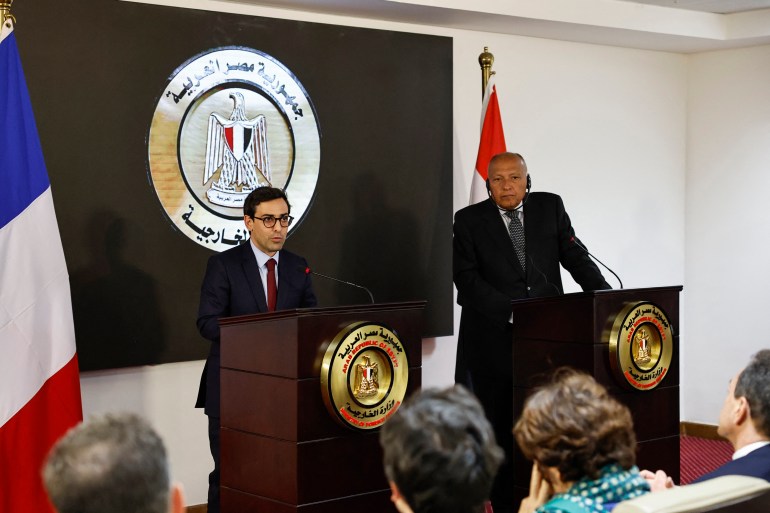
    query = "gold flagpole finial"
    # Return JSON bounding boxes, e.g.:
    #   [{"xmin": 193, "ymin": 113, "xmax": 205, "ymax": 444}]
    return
[
  {"xmin": 1, "ymin": 0, "xmax": 15, "ymax": 27},
  {"xmin": 479, "ymin": 46, "xmax": 495, "ymax": 98}
]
